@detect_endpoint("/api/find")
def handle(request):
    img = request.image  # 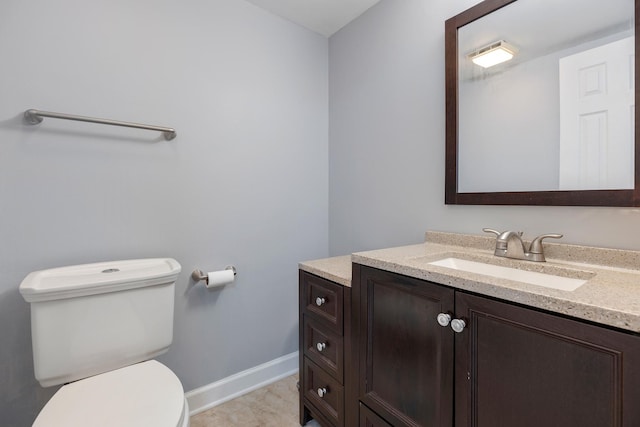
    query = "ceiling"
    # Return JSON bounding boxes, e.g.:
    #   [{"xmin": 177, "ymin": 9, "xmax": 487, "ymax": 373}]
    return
[
  {"xmin": 245, "ymin": 0, "xmax": 381, "ymax": 37},
  {"xmin": 457, "ymin": 0, "xmax": 633, "ymax": 79}
]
